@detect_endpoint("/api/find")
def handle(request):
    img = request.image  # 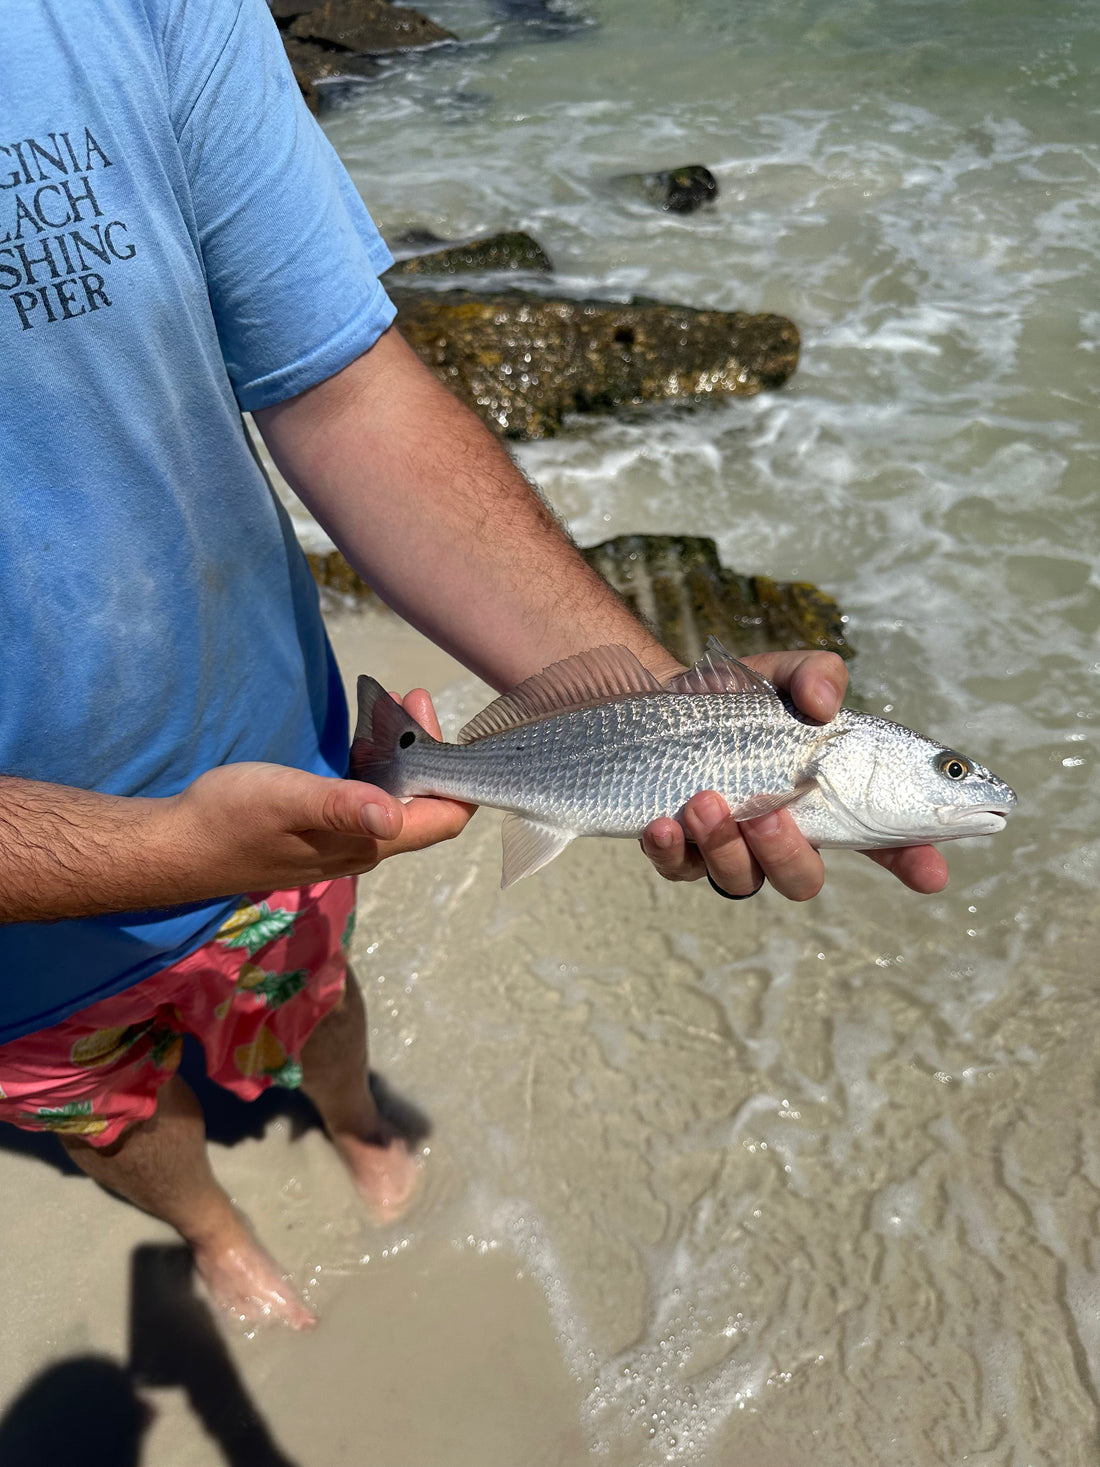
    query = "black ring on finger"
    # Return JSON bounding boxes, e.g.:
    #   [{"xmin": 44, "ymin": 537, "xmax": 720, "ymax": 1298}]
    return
[{"xmin": 707, "ymin": 871, "xmax": 765, "ymax": 901}]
